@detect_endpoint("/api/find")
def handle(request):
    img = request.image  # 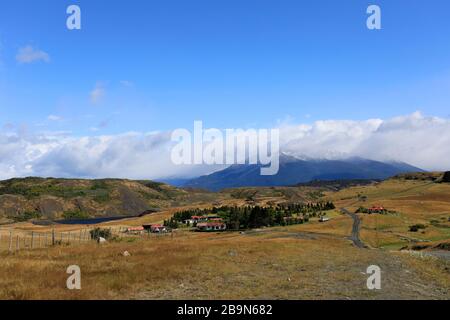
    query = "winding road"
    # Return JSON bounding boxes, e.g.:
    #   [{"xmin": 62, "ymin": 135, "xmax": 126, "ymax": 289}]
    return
[{"xmin": 341, "ymin": 208, "xmax": 366, "ymax": 249}]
